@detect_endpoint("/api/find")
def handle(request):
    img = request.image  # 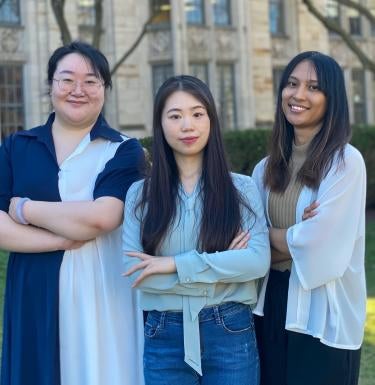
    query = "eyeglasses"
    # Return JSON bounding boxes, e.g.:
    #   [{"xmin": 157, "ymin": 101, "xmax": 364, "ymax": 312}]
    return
[{"xmin": 53, "ymin": 77, "xmax": 104, "ymax": 95}]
